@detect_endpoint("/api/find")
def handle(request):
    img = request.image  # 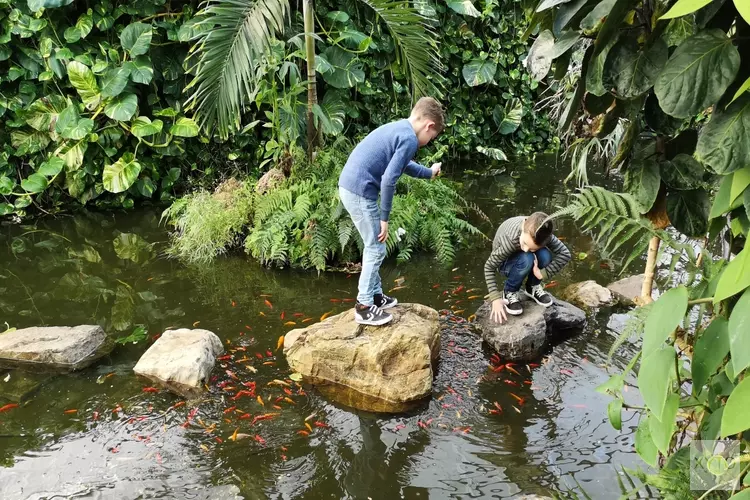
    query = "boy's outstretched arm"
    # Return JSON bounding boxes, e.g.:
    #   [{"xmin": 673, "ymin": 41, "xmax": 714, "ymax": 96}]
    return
[
  {"xmin": 380, "ymin": 141, "xmax": 417, "ymax": 222},
  {"xmin": 404, "ymin": 161, "xmax": 433, "ymax": 179},
  {"xmin": 540, "ymin": 235, "xmax": 571, "ymax": 280}
]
